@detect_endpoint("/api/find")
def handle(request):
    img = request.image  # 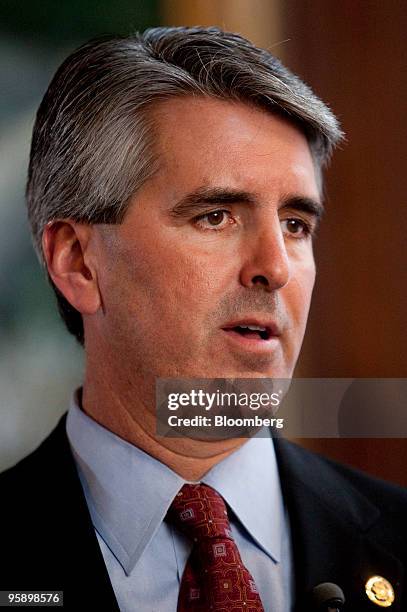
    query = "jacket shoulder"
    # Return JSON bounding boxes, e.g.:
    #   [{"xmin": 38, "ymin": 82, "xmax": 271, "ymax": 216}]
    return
[
  {"xmin": 0, "ymin": 414, "xmax": 73, "ymax": 501},
  {"xmin": 276, "ymin": 436, "xmax": 407, "ymax": 492},
  {"xmin": 274, "ymin": 436, "xmax": 407, "ymax": 527},
  {"xmin": 0, "ymin": 414, "xmax": 119, "ymax": 609}
]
